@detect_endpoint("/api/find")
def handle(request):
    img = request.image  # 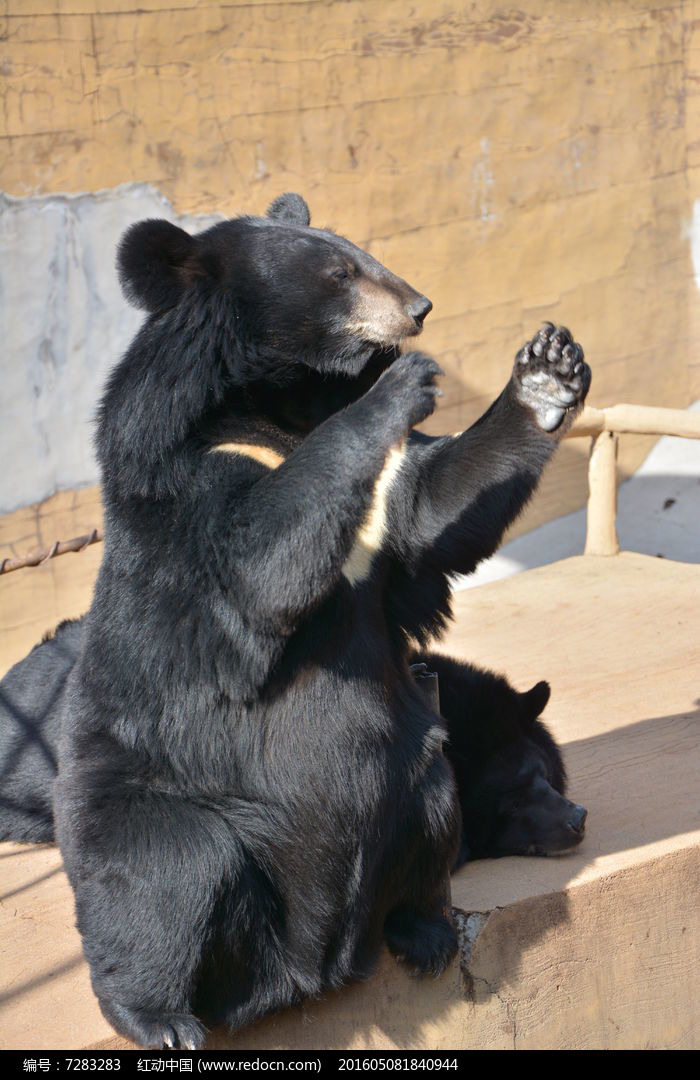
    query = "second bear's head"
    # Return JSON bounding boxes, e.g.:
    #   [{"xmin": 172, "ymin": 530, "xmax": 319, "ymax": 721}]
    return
[{"xmin": 117, "ymin": 193, "xmax": 432, "ymax": 379}]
